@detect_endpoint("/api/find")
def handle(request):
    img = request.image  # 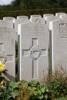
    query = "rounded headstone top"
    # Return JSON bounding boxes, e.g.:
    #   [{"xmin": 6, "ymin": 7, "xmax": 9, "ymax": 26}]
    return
[
  {"xmin": 43, "ymin": 14, "xmax": 54, "ymax": 23},
  {"xmin": 0, "ymin": 20, "xmax": 13, "ymax": 29},
  {"xmin": 30, "ymin": 15, "xmax": 41, "ymax": 17},
  {"xmin": 49, "ymin": 18, "xmax": 67, "ymax": 27},
  {"xmin": 49, "ymin": 18, "xmax": 61, "ymax": 30},
  {"xmin": 55, "ymin": 12, "xmax": 66, "ymax": 17},
  {"xmin": 30, "ymin": 15, "xmax": 42, "ymax": 23},
  {"xmin": 59, "ymin": 15, "xmax": 67, "ymax": 19},
  {"xmin": 17, "ymin": 16, "xmax": 28, "ymax": 20},
  {"xmin": 3, "ymin": 17, "xmax": 15, "ymax": 20},
  {"xmin": 3, "ymin": 17, "xmax": 15, "ymax": 24},
  {"xmin": 46, "ymin": 16, "xmax": 59, "ymax": 22},
  {"xmin": 44, "ymin": 15, "xmax": 55, "ymax": 21},
  {"xmin": 43, "ymin": 14, "xmax": 54, "ymax": 18},
  {"xmin": 16, "ymin": 16, "xmax": 29, "ymax": 23}
]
